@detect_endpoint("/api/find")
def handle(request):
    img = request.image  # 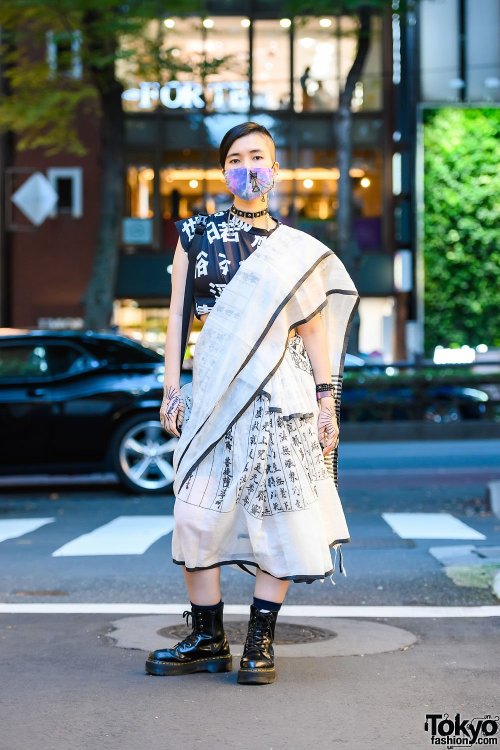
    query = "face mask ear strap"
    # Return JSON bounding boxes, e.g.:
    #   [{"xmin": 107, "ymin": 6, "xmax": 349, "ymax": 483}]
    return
[{"xmin": 271, "ymin": 161, "xmax": 277, "ymax": 189}]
